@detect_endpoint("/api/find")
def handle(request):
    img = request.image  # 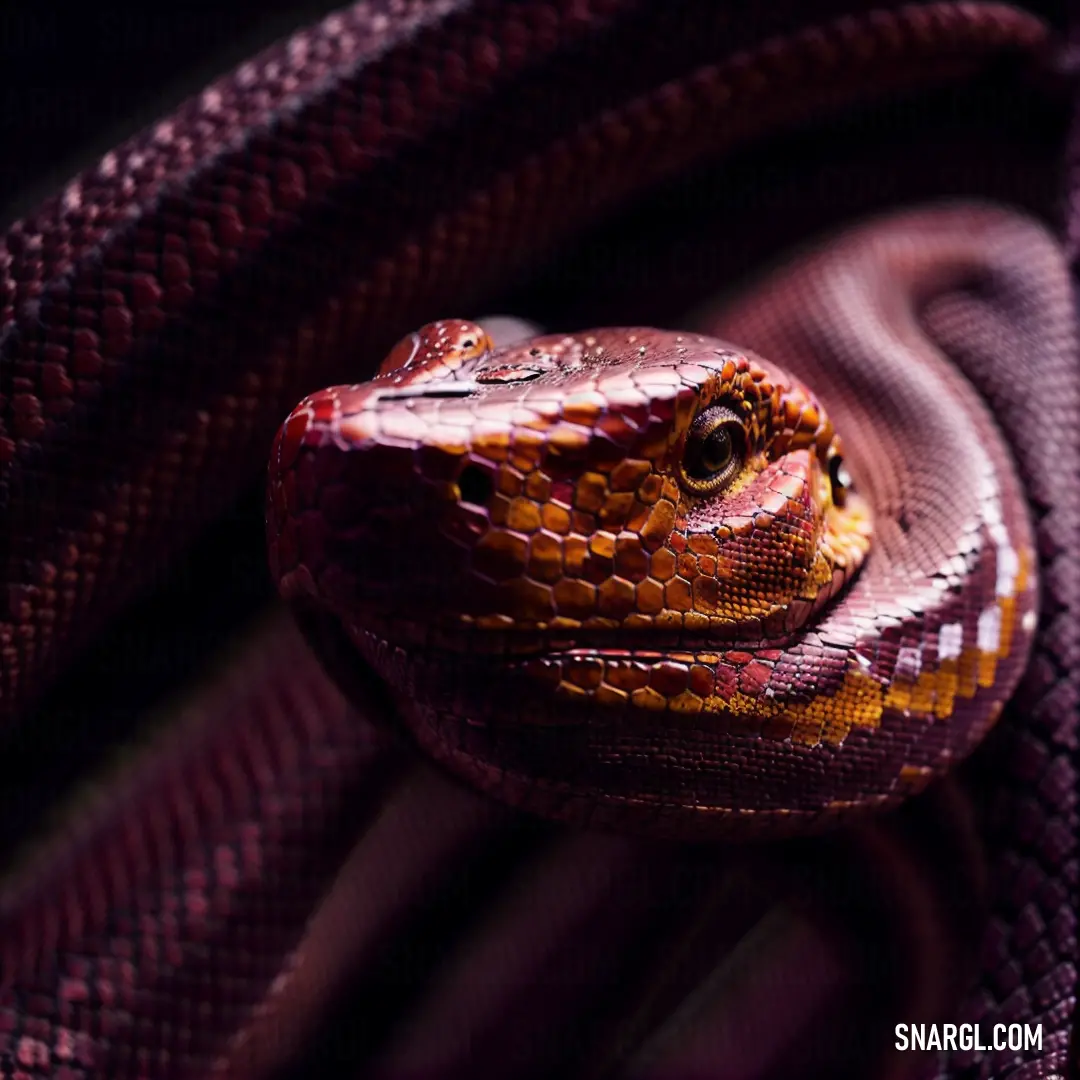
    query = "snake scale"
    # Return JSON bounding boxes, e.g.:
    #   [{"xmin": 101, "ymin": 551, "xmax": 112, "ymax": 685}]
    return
[{"xmin": 0, "ymin": 1, "xmax": 1074, "ymax": 1078}]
